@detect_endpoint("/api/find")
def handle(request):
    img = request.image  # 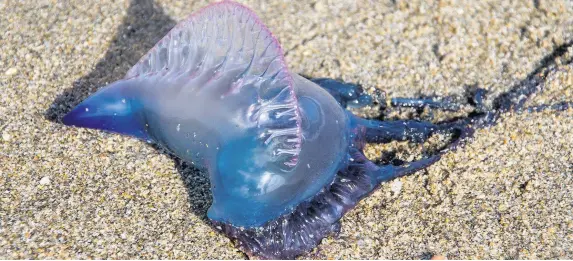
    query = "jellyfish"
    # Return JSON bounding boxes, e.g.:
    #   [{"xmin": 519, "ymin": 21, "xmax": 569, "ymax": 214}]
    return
[{"xmin": 61, "ymin": 1, "xmax": 572, "ymax": 259}]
